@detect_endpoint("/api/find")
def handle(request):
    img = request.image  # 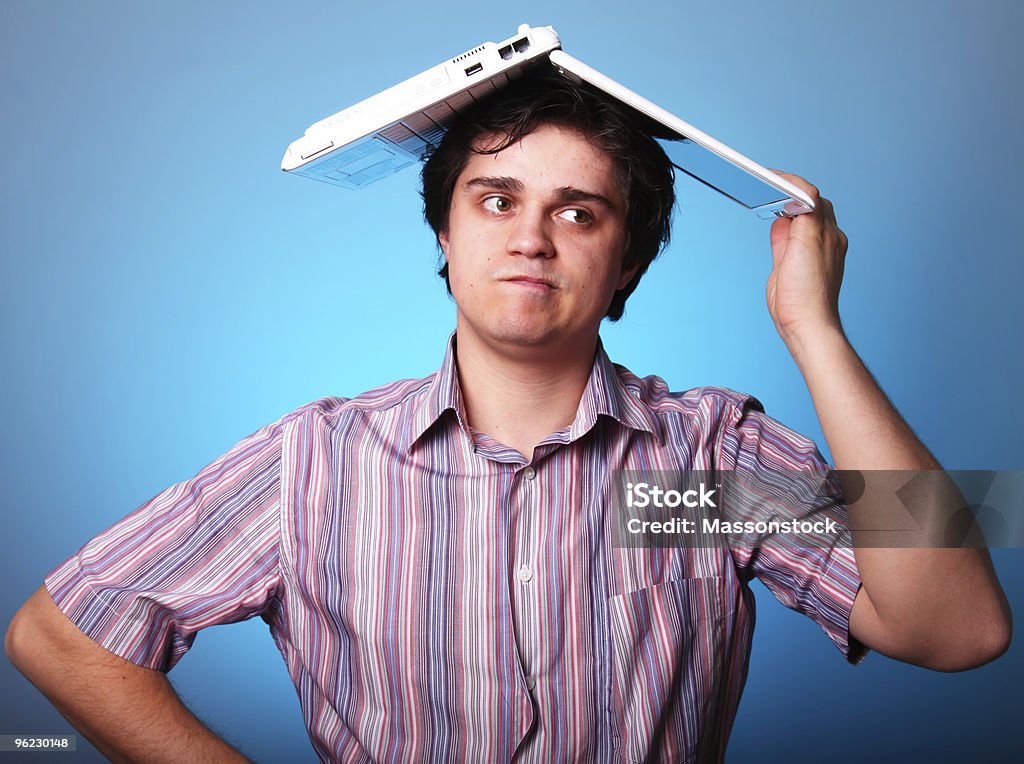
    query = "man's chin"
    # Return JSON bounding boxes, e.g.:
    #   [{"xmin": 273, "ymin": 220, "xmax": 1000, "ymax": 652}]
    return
[
  {"xmin": 467, "ymin": 316, "xmax": 562, "ymax": 349},
  {"xmin": 485, "ymin": 320, "xmax": 595, "ymax": 354},
  {"xmin": 456, "ymin": 309, "xmax": 596, "ymax": 354},
  {"xmin": 490, "ymin": 326, "xmax": 558, "ymax": 348}
]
